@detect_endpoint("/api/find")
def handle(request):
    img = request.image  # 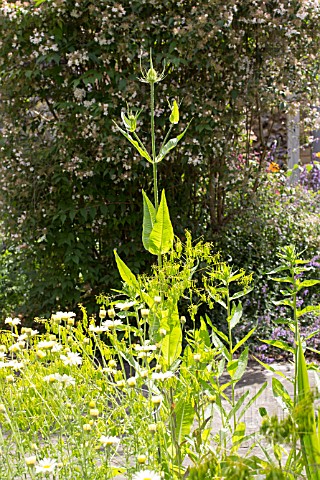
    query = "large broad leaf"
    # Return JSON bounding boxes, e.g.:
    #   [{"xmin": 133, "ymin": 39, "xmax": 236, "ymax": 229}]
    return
[
  {"xmin": 160, "ymin": 308, "xmax": 182, "ymax": 367},
  {"xmin": 142, "ymin": 190, "xmax": 156, "ymax": 251},
  {"xmin": 114, "ymin": 250, "xmax": 140, "ymax": 292},
  {"xmin": 252, "ymin": 356, "xmax": 287, "ymax": 378},
  {"xmin": 230, "ymin": 288, "xmax": 253, "ymax": 301},
  {"xmin": 155, "ymin": 121, "xmax": 191, "ymax": 163},
  {"xmin": 113, "ymin": 122, "xmax": 152, "ymax": 163},
  {"xmin": 210, "ymin": 329, "xmax": 231, "ymax": 361},
  {"xmin": 148, "ymin": 190, "xmax": 174, "ymax": 255},
  {"xmin": 174, "ymin": 395, "xmax": 195, "ymax": 446}
]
